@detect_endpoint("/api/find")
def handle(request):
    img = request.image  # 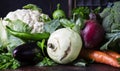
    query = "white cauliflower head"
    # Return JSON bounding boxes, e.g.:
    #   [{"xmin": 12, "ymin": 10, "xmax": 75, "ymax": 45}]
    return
[{"xmin": 3, "ymin": 4, "xmax": 50, "ymax": 33}]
